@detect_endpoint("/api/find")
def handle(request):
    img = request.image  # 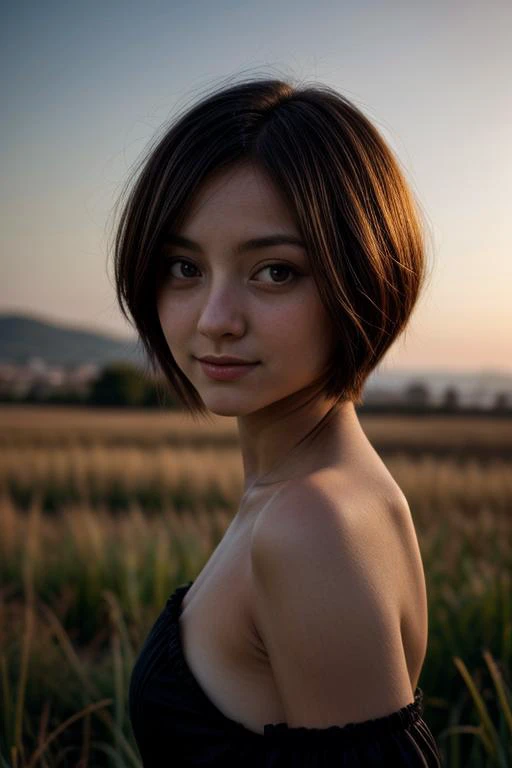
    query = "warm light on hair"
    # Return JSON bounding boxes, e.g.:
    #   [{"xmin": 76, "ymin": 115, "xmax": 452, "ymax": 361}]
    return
[{"xmin": 109, "ymin": 75, "xmax": 429, "ymax": 421}]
